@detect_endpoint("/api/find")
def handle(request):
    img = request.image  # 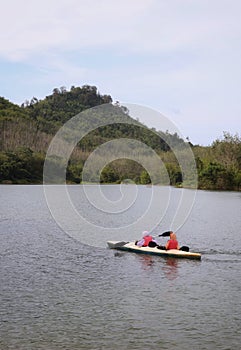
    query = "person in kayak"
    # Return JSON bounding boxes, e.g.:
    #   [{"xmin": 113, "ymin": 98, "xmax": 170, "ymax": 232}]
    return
[
  {"xmin": 165, "ymin": 232, "xmax": 180, "ymax": 250},
  {"xmin": 135, "ymin": 231, "xmax": 158, "ymax": 247}
]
